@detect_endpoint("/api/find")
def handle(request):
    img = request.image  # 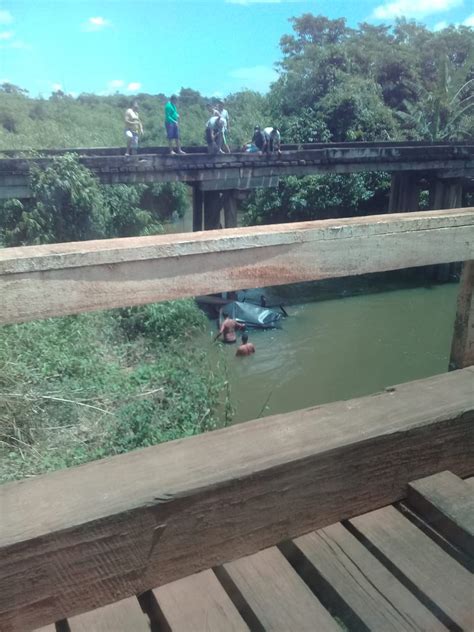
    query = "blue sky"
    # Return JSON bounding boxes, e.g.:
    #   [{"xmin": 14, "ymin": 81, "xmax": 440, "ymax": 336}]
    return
[{"xmin": 0, "ymin": 0, "xmax": 473, "ymax": 98}]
